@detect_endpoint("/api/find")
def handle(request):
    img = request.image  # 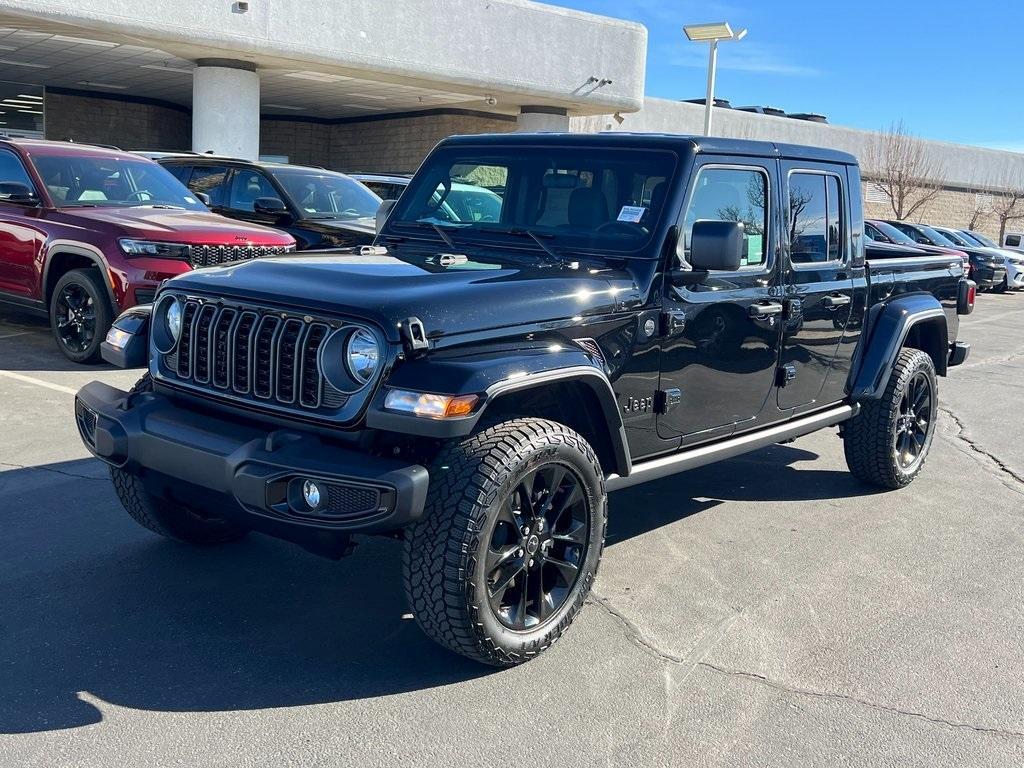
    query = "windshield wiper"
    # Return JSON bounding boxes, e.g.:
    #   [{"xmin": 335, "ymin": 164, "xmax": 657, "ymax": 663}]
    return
[{"xmin": 429, "ymin": 222, "xmax": 456, "ymax": 249}]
